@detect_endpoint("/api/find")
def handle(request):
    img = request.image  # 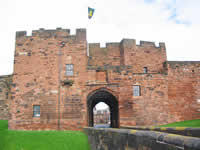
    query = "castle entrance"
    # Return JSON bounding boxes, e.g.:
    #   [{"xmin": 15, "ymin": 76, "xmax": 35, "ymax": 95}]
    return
[{"xmin": 87, "ymin": 89, "xmax": 119, "ymax": 128}]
